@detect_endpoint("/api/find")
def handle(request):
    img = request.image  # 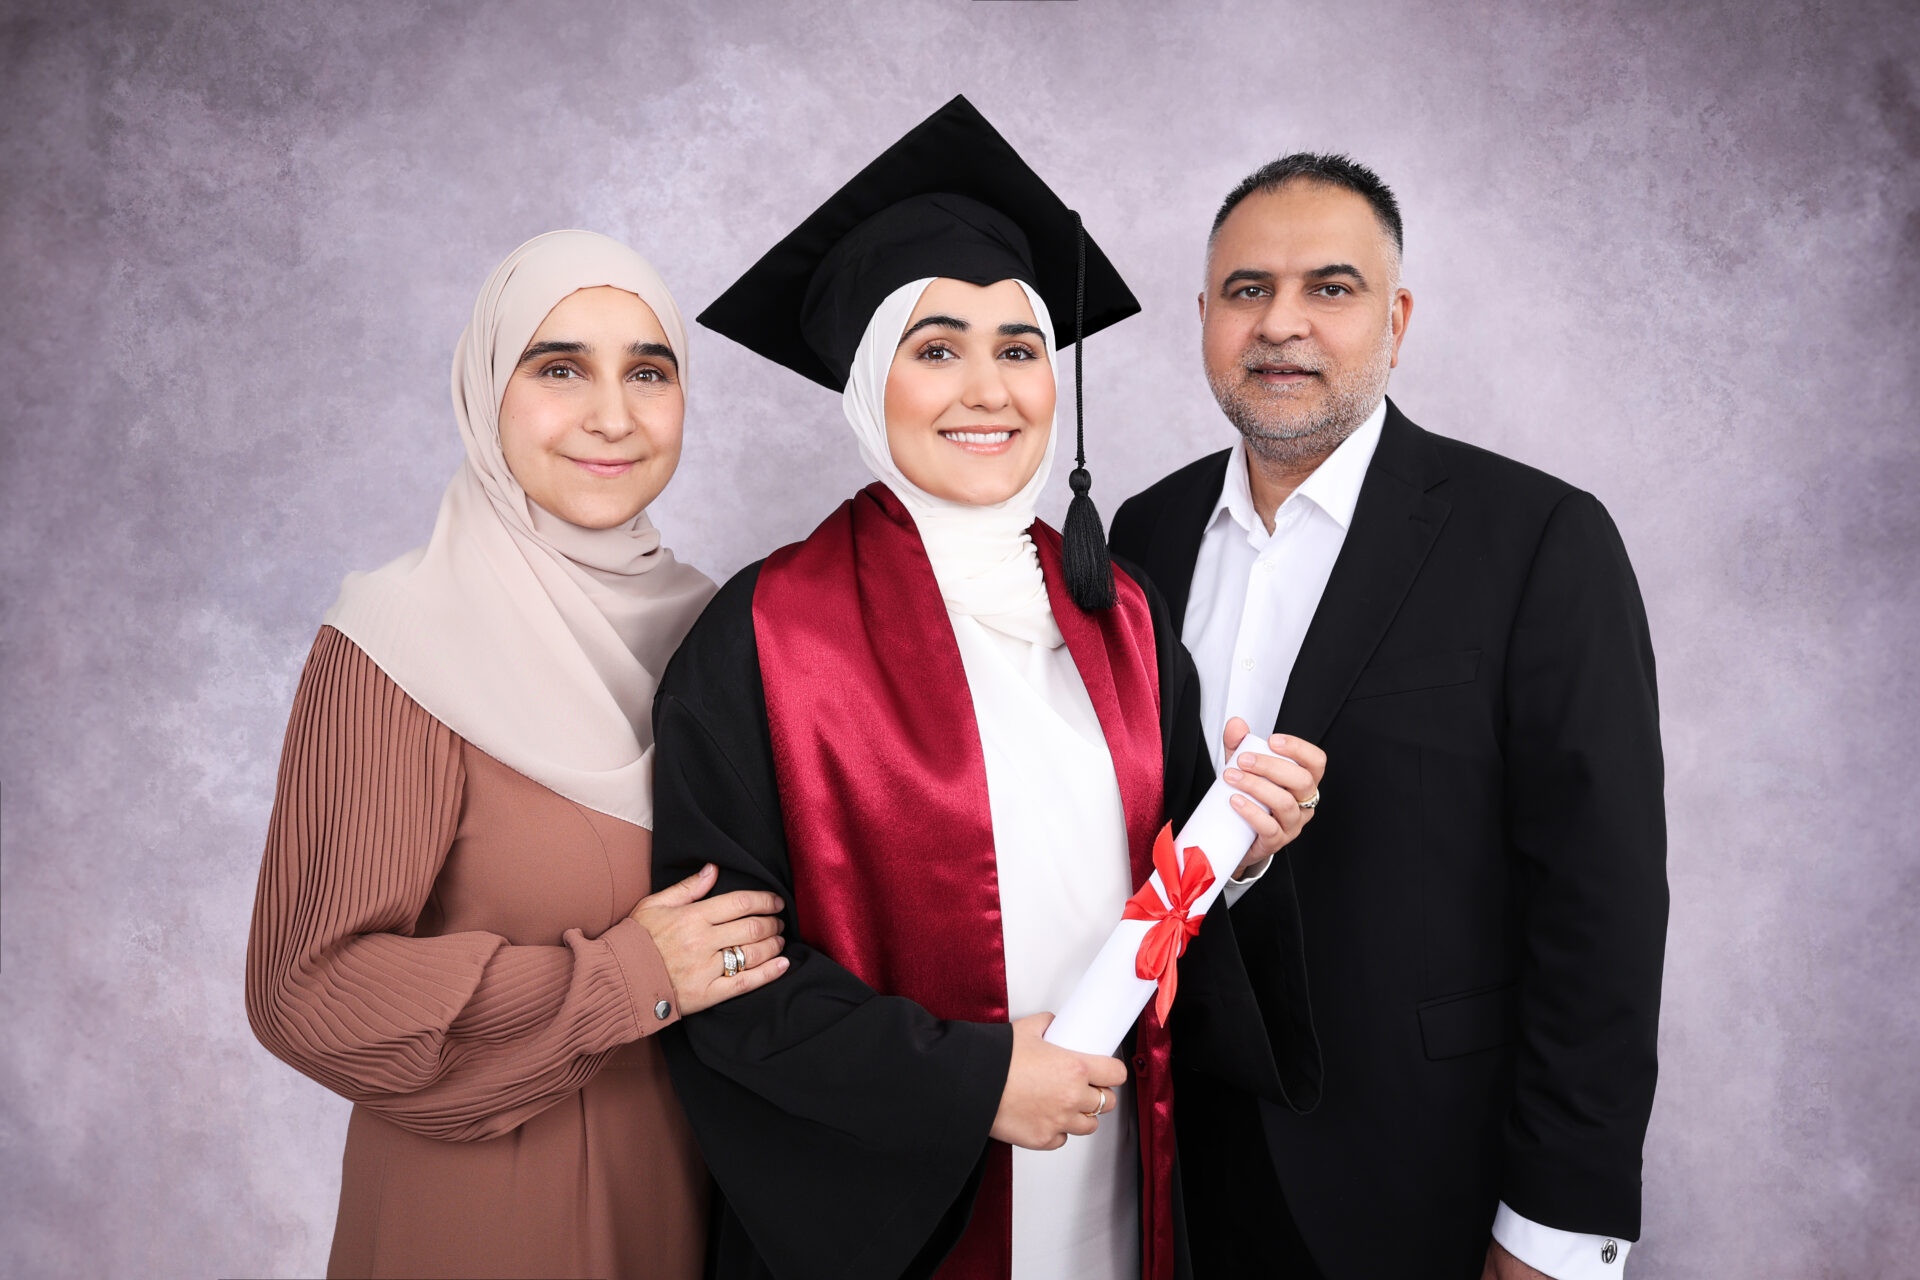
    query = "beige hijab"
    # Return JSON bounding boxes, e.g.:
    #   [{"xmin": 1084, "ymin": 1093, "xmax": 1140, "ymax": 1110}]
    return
[{"xmin": 324, "ymin": 230, "xmax": 716, "ymax": 829}]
